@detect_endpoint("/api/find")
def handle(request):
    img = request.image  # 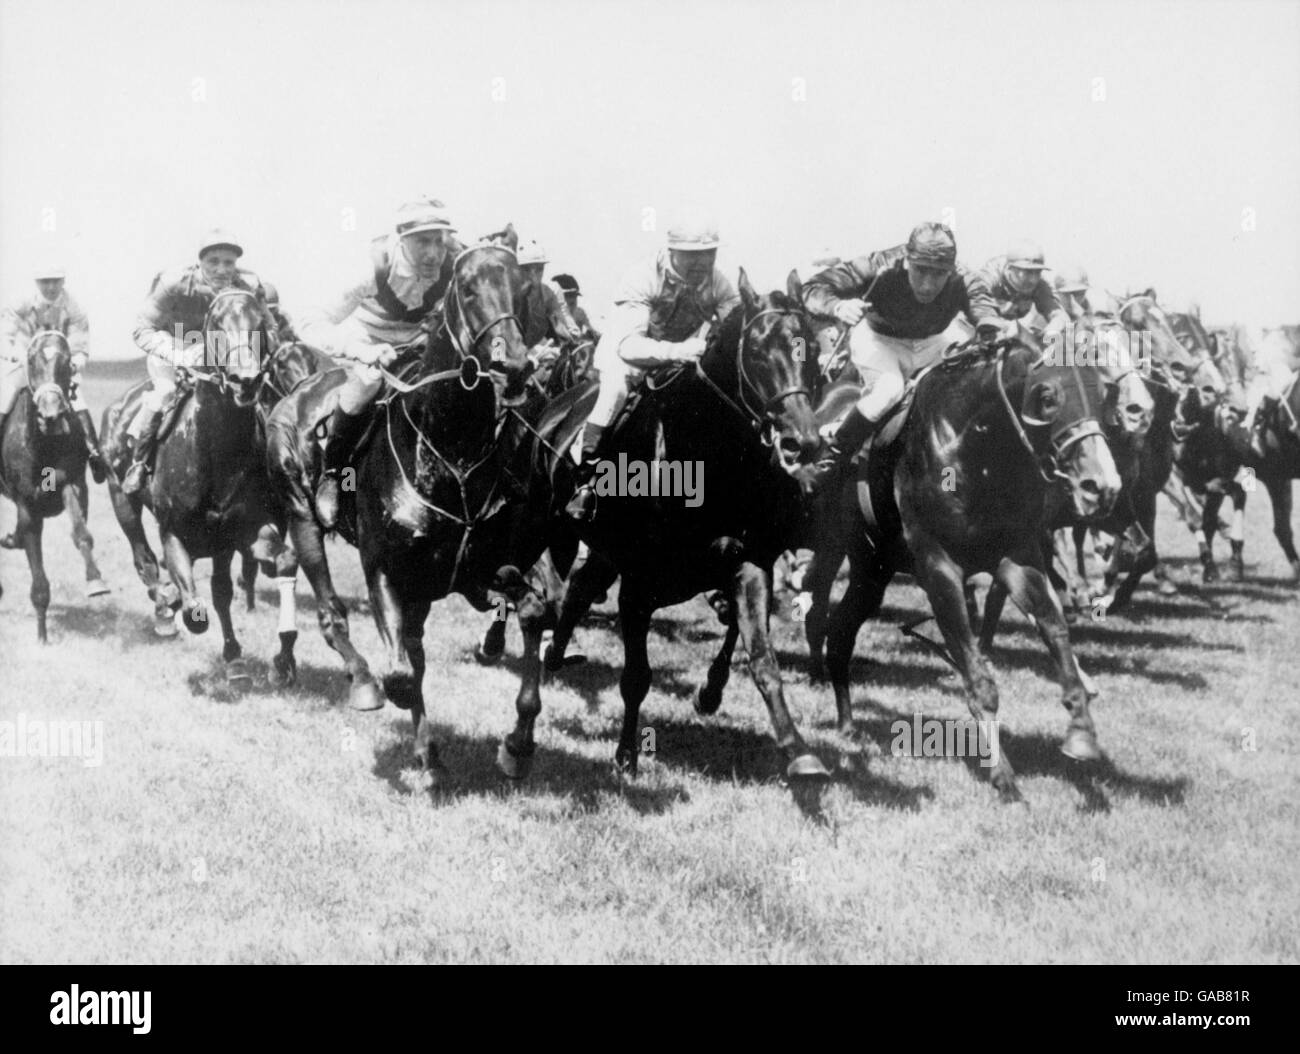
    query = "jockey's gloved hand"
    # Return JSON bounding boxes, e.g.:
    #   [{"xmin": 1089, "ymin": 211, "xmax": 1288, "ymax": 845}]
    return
[
  {"xmin": 674, "ymin": 336, "xmax": 707, "ymax": 362},
  {"xmin": 833, "ymin": 299, "xmax": 867, "ymax": 326},
  {"xmin": 352, "ymin": 342, "xmax": 394, "ymax": 366},
  {"xmin": 976, "ymin": 319, "xmax": 1008, "ymax": 343}
]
